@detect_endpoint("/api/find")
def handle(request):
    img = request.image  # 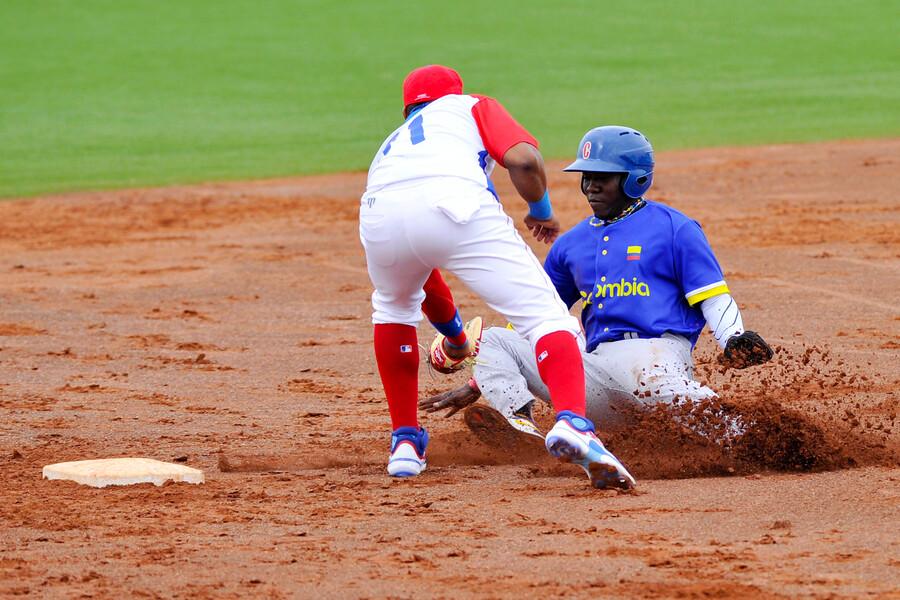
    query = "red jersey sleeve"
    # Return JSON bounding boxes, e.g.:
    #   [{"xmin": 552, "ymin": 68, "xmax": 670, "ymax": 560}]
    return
[{"xmin": 471, "ymin": 95, "xmax": 538, "ymax": 167}]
